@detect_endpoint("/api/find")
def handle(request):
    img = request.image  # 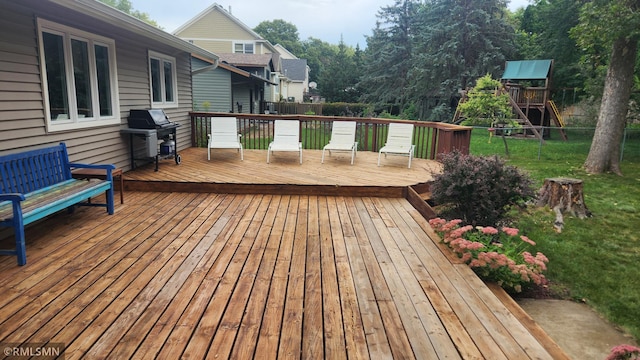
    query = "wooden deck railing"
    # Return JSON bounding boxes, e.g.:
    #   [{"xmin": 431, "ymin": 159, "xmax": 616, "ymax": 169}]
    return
[{"xmin": 190, "ymin": 112, "xmax": 472, "ymax": 160}]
